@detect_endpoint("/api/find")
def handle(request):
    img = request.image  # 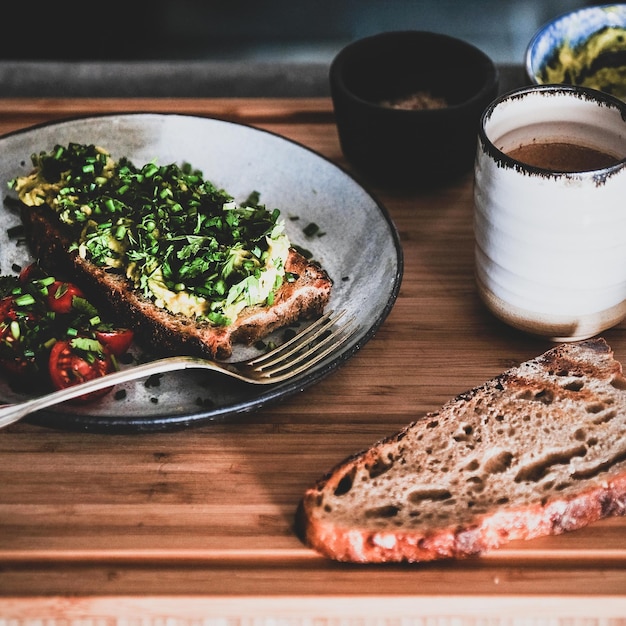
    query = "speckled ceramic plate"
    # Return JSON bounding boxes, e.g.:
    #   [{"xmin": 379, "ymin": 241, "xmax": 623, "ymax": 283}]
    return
[{"xmin": 0, "ymin": 113, "xmax": 402, "ymax": 432}]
